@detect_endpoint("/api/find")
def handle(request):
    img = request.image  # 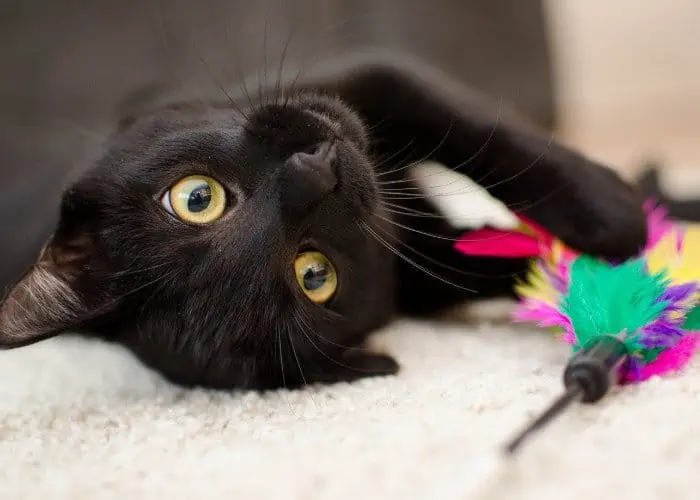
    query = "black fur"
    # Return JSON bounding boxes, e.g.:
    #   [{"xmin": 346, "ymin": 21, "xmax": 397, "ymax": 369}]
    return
[
  {"xmin": 0, "ymin": 57, "xmax": 648, "ymax": 390},
  {"xmin": 637, "ymin": 164, "xmax": 700, "ymax": 222}
]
